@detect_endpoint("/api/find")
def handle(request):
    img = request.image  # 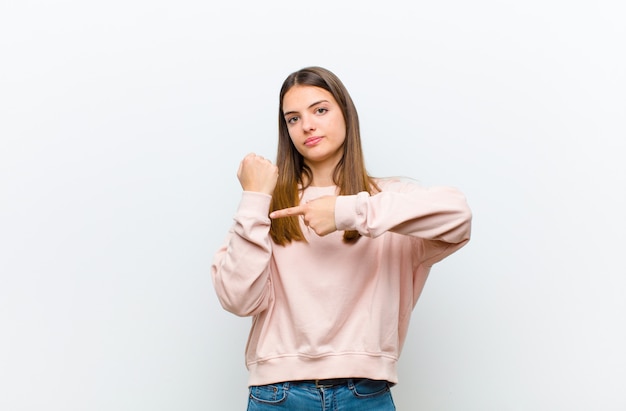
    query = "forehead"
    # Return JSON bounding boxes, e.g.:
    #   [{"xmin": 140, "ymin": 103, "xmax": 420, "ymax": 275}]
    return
[{"xmin": 282, "ymin": 85, "xmax": 337, "ymax": 112}]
